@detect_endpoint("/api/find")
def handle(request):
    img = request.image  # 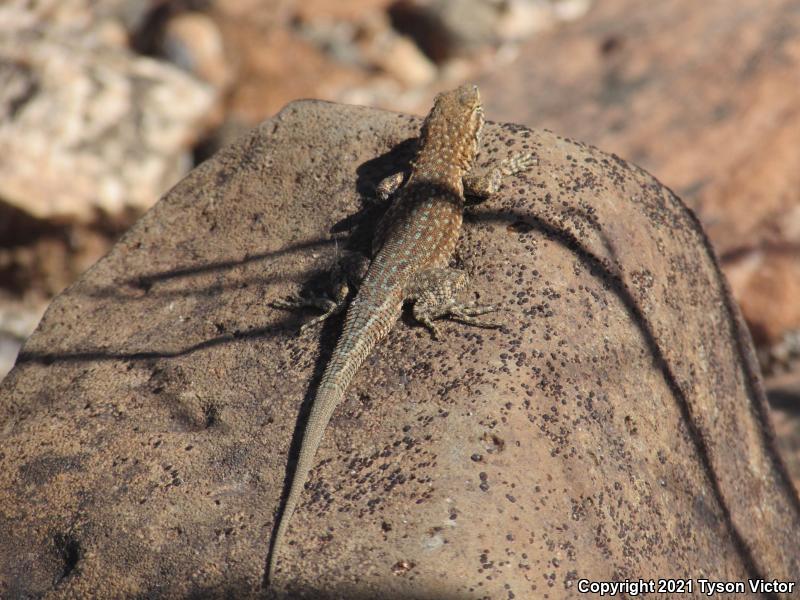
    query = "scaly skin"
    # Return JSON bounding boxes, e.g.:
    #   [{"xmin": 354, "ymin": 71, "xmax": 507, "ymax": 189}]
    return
[{"xmin": 266, "ymin": 84, "xmax": 534, "ymax": 585}]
